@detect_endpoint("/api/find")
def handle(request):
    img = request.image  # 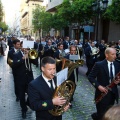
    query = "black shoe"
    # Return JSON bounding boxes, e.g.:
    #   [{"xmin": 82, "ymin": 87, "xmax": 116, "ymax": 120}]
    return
[
  {"xmin": 22, "ymin": 111, "xmax": 26, "ymax": 119},
  {"xmin": 16, "ymin": 97, "xmax": 20, "ymax": 102},
  {"xmin": 91, "ymin": 112, "xmax": 98, "ymax": 120}
]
